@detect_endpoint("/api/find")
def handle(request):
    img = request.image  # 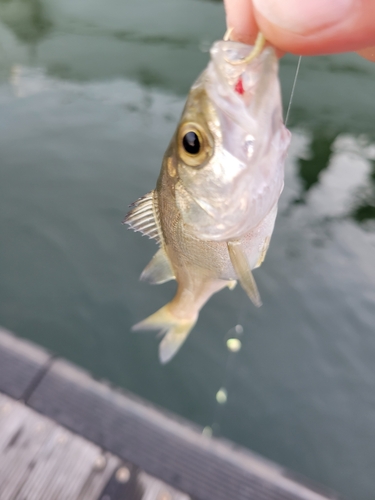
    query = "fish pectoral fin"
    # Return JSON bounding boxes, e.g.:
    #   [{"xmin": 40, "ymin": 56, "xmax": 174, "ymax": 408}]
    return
[
  {"xmin": 227, "ymin": 240, "xmax": 262, "ymax": 307},
  {"xmin": 140, "ymin": 248, "xmax": 175, "ymax": 285},
  {"xmin": 132, "ymin": 305, "xmax": 196, "ymax": 364},
  {"xmin": 123, "ymin": 190, "xmax": 162, "ymax": 244}
]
